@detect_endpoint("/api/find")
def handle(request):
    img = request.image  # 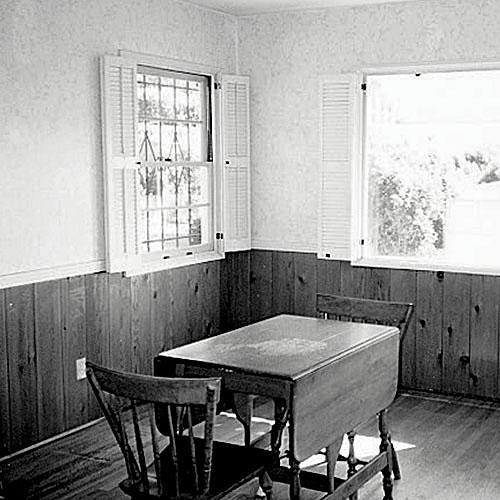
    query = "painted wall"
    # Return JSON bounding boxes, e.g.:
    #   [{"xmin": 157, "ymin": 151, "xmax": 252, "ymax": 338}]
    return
[
  {"xmin": 237, "ymin": 0, "xmax": 500, "ymax": 252},
  {"xmin": 0, "ymin": 0, "xmax": 236, "ymax": 283}
]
